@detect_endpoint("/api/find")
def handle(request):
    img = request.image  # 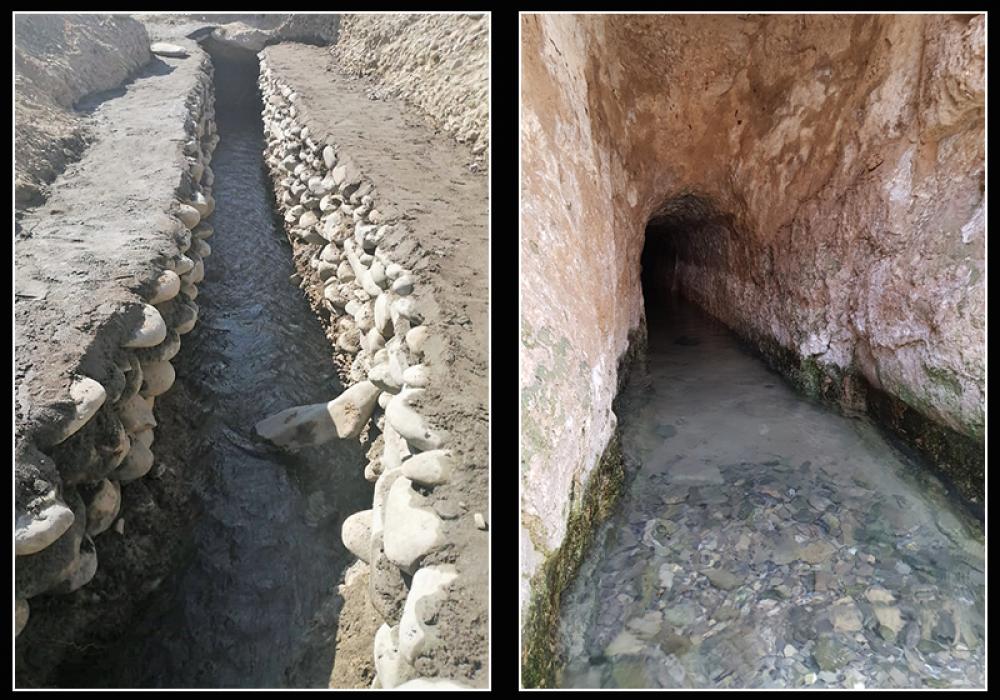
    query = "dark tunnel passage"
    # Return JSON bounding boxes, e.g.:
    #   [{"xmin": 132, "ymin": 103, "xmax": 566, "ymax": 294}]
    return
[{"xmin": 639, "ymin": 193, "xmax": 725, "ymax": 332}]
